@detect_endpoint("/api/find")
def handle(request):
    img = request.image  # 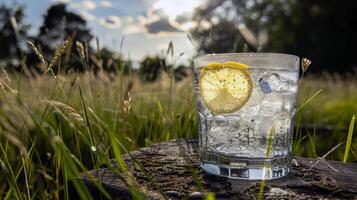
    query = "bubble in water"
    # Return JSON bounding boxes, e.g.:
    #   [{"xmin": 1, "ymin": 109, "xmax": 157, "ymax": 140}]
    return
[{"xmin": 259, "ymin": 73, "xmax": 282, "ymax": 94}]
